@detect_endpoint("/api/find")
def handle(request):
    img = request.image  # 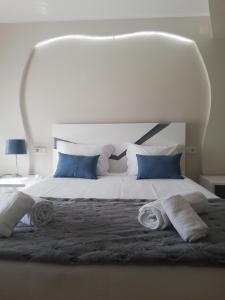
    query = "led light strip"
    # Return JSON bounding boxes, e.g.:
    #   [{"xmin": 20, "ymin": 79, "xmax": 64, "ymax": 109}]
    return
[{"xmin": 36, "ymin": 31, "xmax": 193, "ymax": 48}]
